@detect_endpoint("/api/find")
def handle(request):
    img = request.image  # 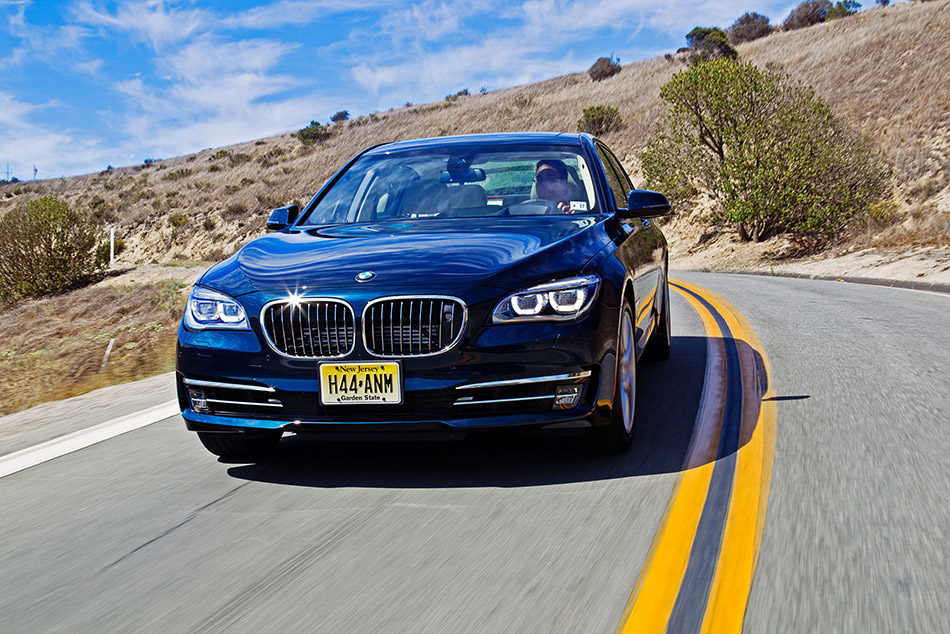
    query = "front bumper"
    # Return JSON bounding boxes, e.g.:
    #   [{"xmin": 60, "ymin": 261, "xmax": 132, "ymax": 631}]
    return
[
  {"xmin": 178, "ymin": 366, "xmax": 604, "ymax": 434},
  {"xmin": 177, "ymin": 290, "xmax": 618, "ymax": 435}
]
